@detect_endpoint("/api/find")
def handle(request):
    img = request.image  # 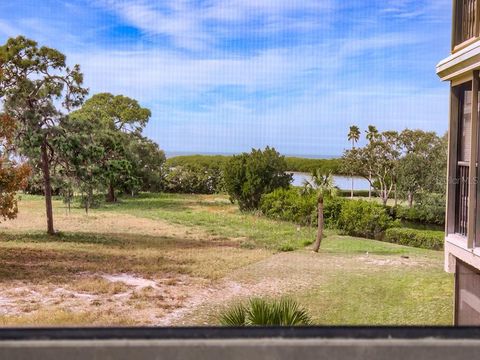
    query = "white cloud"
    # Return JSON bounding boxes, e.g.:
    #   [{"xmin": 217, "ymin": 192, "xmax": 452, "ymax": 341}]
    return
[{"xmin": 93, "ymin": 0, "xmax": 335, "ymax": 50}]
